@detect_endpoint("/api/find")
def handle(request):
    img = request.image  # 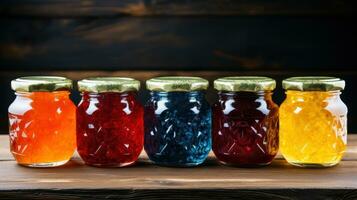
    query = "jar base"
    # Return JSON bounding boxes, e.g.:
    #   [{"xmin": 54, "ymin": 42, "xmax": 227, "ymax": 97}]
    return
[
  {"xmin": 85, "ymin": 160, "xmax": 136, "ymax": 168},
  {"xmin": 152, "ymin": 161, "xmax": 204, "ymax": 168},
  {"xmin": 19, "ymin": 160, "xmax": 69, "ymax": 168},
  {"xmin": 219, "ymin": 161, "xmax": 272, "ymax": 168},
  {"xmin": 288, "ymin": 161, "xmax": 339, "ymax": 168}
]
